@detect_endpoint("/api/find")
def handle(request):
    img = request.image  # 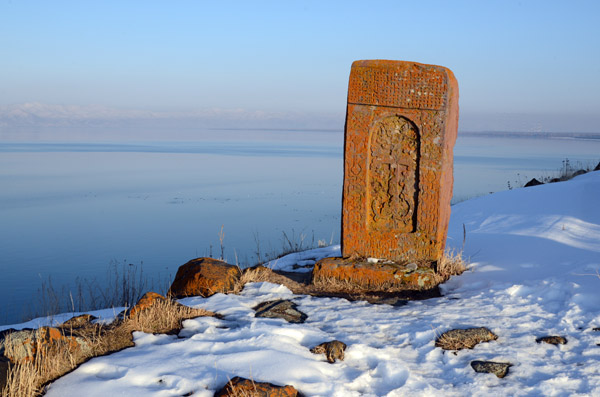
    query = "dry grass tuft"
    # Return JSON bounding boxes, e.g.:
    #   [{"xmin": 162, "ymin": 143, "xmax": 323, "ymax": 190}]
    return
[
  {"xmin": 232, "ymin": 266, "xmax": 275, "ymax": 294},
  {"xmin": 126, "ymin": 298, "xmax": 214, "ymax": 335},
  {"xmin": 1, "ymin": 299, "xmax": 216, "ymax": 397},
  {"xmin": 432, "ymin": 250, "xmax": 468, "ymax": 284}
]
